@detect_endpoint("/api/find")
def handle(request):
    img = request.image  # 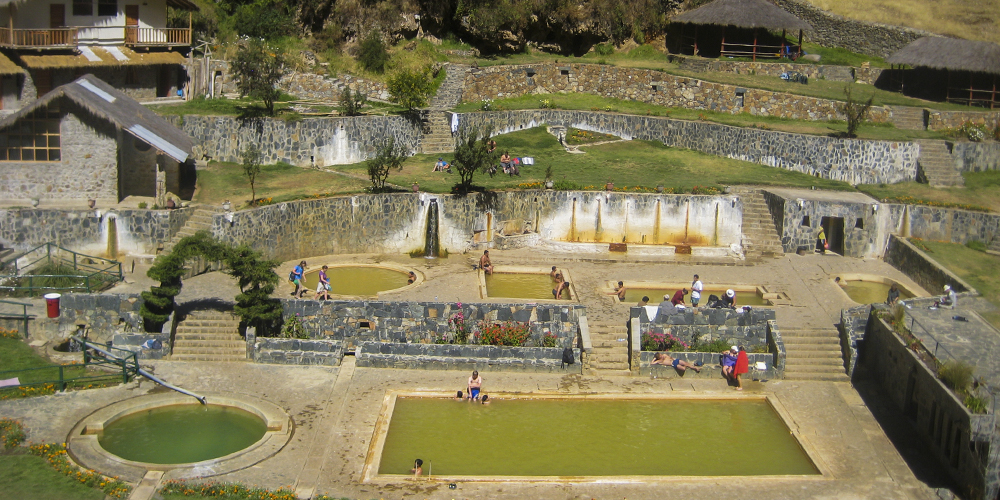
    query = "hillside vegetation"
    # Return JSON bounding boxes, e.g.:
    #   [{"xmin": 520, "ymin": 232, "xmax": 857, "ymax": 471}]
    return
[{"xmin": 803, "ymin": 0, "xmax": 1000, "ymax": 45}]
